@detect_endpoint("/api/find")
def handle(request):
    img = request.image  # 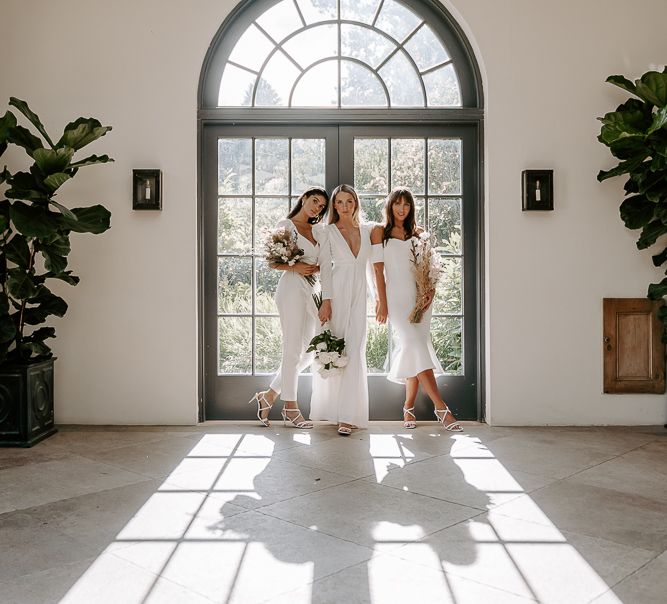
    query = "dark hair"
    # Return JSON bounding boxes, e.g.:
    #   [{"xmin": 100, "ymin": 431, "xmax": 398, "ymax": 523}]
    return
[
  {"xmin": 382, "ymin": 188, "xmax": 417, "ymax": 245},
  {"xmin": 287, "ymin": 186, "xmax": 329, "ymax": 224},
  {"xmin": 329, "ymin": 184, "xmax": 360, "ymax": 225}
]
